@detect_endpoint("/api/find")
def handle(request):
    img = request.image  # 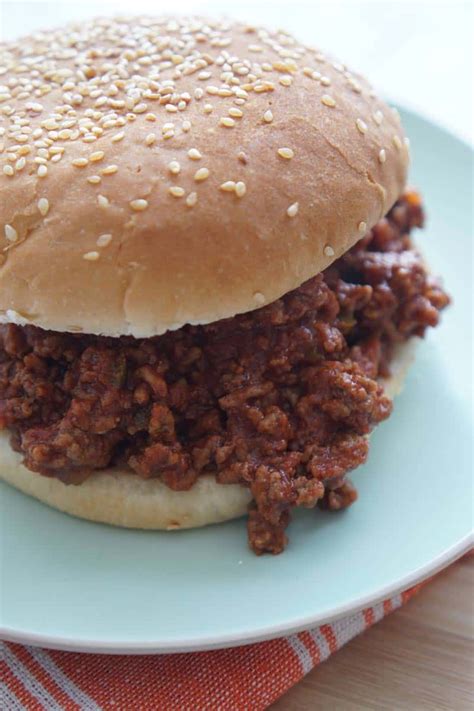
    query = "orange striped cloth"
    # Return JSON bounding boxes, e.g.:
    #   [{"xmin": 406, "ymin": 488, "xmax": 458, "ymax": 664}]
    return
[{"xmin": 1, "ymin": 585, "xmax": 422, "ymax": 710}]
